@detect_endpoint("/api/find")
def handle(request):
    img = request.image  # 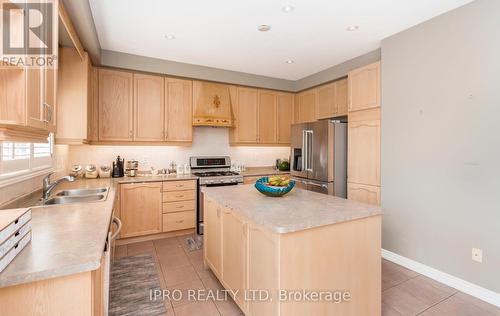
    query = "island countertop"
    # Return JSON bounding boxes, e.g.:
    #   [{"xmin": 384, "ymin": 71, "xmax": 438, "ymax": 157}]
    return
[{"xmin": 202, "ymin": 184, "xmax": 382, "ymax": 234}]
